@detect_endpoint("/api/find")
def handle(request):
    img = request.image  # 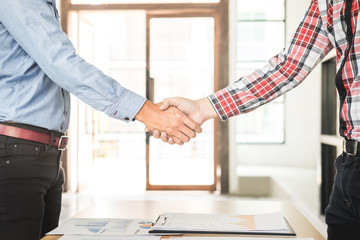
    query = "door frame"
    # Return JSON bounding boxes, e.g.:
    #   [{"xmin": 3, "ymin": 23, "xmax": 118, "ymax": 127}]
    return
[
  {"xmin": 60, "ymin": 0, "xmax": 229, "ymax": 193},
  {"xmin": 146, "ymin": 11, "xmax": 217, "ymax": 191}
]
